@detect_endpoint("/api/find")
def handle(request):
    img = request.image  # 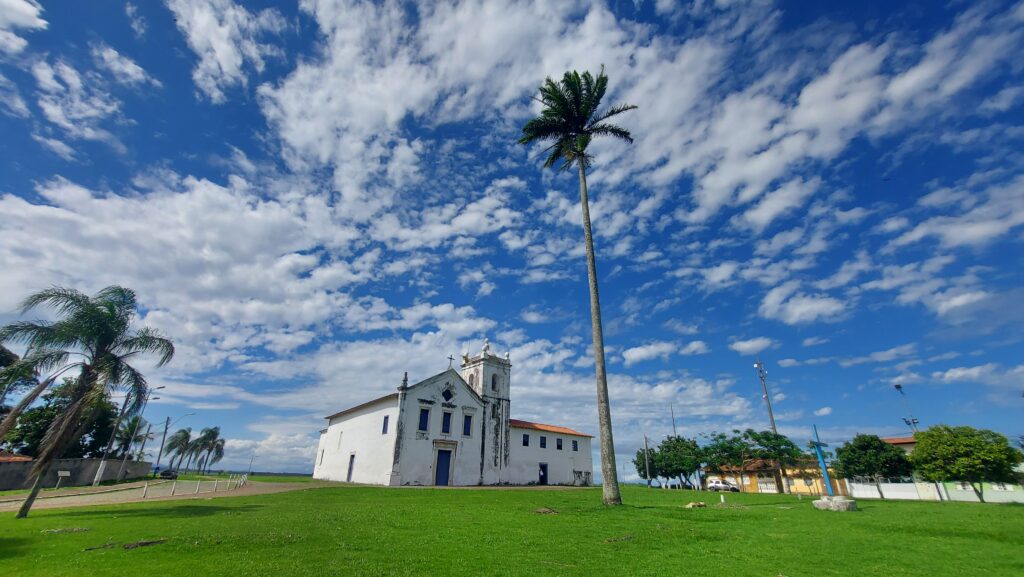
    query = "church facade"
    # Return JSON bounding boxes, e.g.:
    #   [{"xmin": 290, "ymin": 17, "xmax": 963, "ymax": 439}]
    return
[{"xmin": 312, "ymin": 341, "xmax": 593, "ymax": 486}]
